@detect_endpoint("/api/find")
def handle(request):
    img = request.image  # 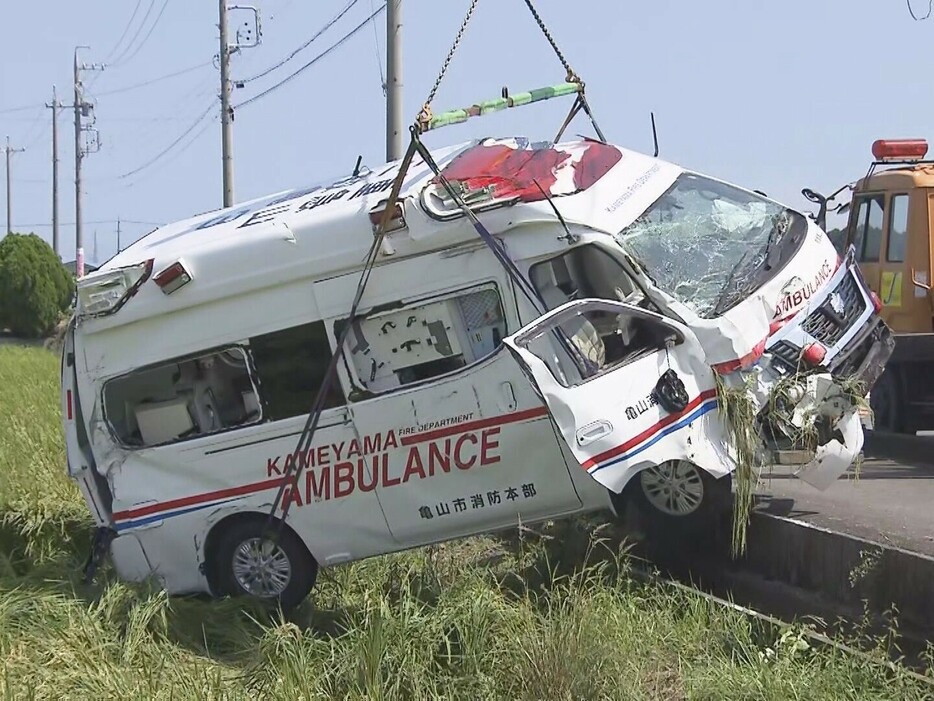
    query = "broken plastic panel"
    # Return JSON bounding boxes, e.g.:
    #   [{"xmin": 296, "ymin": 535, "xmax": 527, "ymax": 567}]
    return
[
  {"xmin": 76, "ymin": 259, "xmax": 154, "ymax": 318},
  {"xmin": 420, "ymin": 138, "xmax": 622, "ymax": 222},
  {"xmin": 794, "ymin": 408, "xmax": 864, "ymax": 489}
]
